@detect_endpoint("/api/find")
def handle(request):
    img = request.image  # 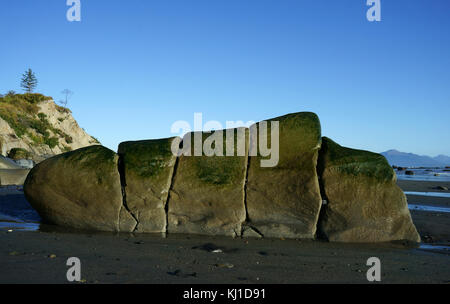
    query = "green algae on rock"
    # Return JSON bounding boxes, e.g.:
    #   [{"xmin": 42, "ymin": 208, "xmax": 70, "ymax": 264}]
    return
[
  {"xmin": 24, "ymin": 145, "xmax": 126, "ymax": 232},
  {"xmin": 7, "ymin": 148, "xmax": 32, "ymax": 160},
  {"xmin": 21, "ymin": 112, "xmax": 422, "ymax": 243},
  {"xmin": 118, "ymin": 138, "xmax": 178, "ymax": 233},
  {"xmin": 246, "ymin": 112, "xmax": 323, "ymax": 239},
  {"xmin": 168, "ymin": 128, "xmax": 248, "ymax": 236},
  {"xmin": 317, "ymin": 137, "xmax": 420, "ymax": 243}
]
